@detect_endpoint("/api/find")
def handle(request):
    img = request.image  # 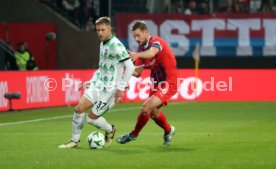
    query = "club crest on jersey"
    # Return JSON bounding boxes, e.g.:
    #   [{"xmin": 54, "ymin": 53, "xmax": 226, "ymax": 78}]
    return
[
  {"xmin": 149, "ymin": 58, "xmax": 156, "ymax": 66},
  {"xmin": 104, "ymin": 49, "xmax": 108, "ymax": 56}
]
